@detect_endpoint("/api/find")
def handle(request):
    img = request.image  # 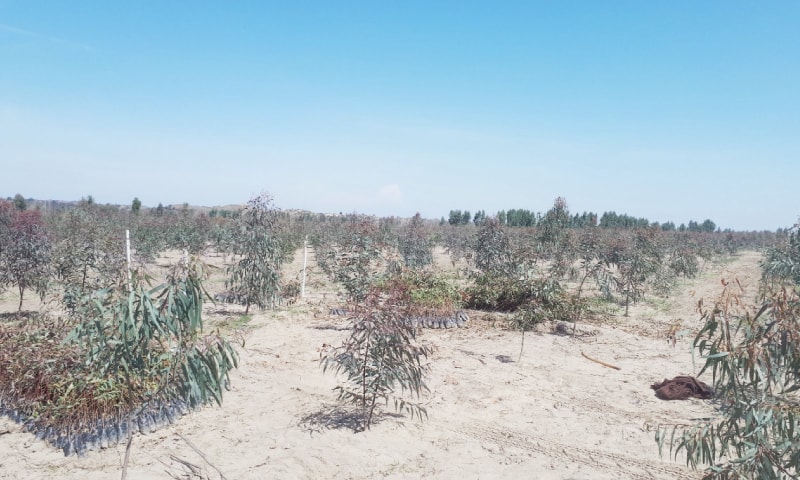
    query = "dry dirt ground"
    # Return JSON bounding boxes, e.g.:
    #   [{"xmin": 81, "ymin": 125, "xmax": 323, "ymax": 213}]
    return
[{"xmin": 0, "ymin": 248, "xmax": 764, "ymax": 480}]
